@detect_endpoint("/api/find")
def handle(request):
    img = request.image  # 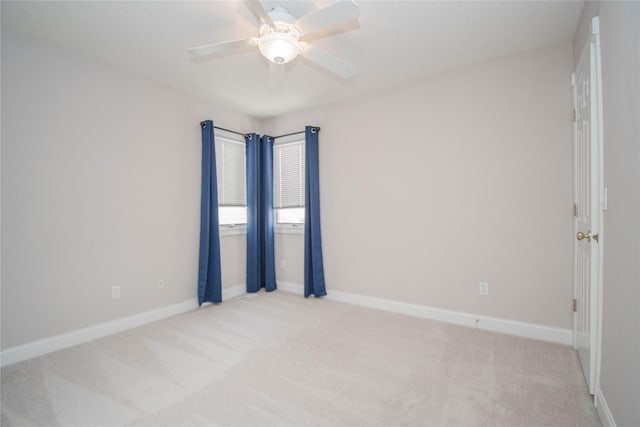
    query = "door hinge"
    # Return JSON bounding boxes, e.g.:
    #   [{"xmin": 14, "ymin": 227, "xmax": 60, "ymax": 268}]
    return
[
  {"xmin": 573, "ymin": 108, "xmax": 577, "ymax": 122},
  {"xmin": 573, "ymin": 298, "xmax": 577, "ymax": 312}
]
